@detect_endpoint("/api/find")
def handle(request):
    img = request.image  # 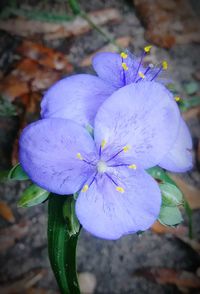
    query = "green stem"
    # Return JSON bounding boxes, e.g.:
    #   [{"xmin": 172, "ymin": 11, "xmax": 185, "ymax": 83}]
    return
[{"xmin": 48, "ymin": 194, "xmax": 80, "ymax": 294}]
